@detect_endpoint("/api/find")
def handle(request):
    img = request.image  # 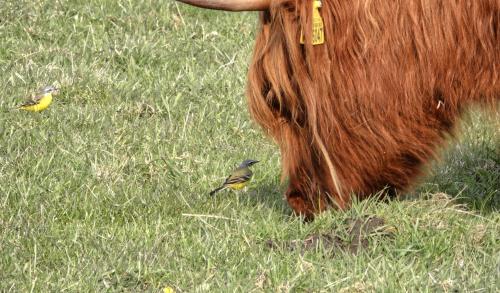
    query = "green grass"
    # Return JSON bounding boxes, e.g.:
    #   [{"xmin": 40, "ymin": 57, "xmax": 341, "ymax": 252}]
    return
[{"xmin": 0, "ymin": 1, "xmax": 498, "ymax": 291}]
